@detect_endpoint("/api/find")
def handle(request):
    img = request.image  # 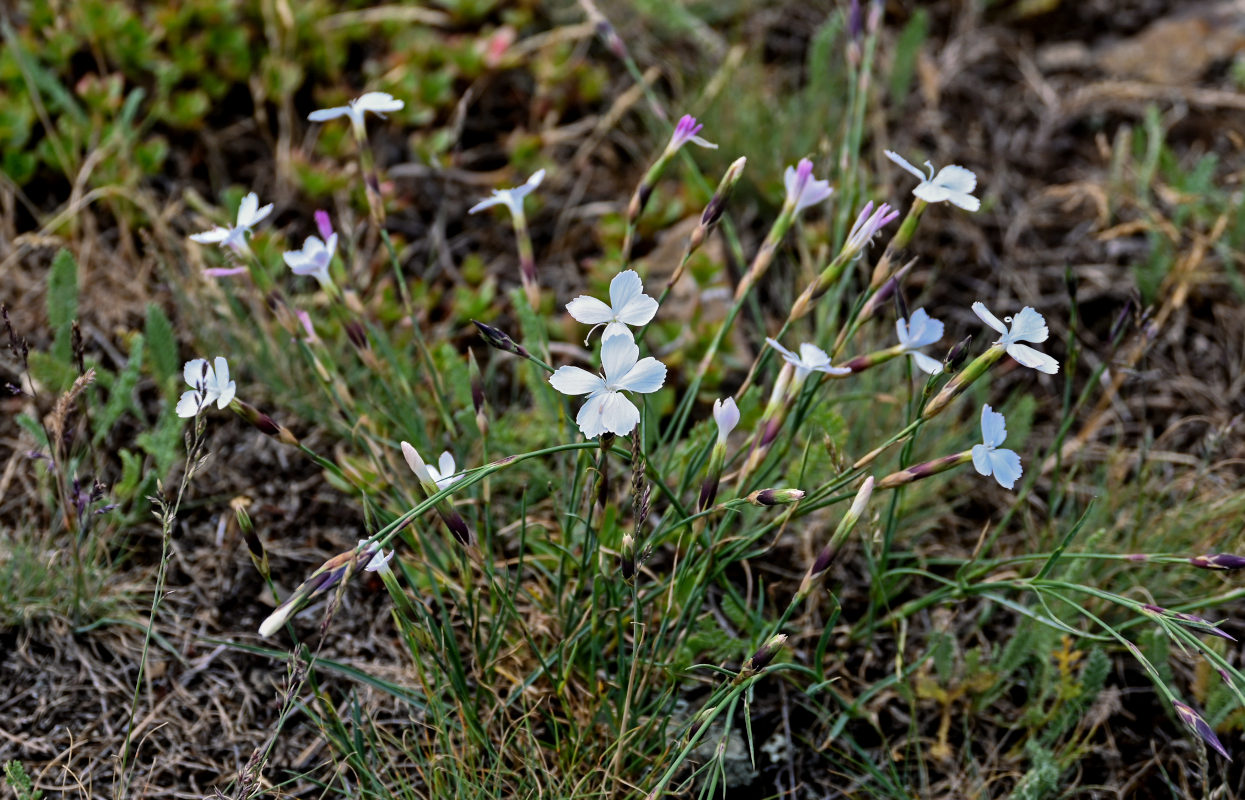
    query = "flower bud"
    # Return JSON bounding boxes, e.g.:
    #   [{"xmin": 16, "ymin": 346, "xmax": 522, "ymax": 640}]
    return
[
  {"xmin": 747, "ymin": 488, "xmax": 805, "ymax": 506},
  {"xmin": 620, "ymin": 533, "xmax": 636, "ymax": 581},
  {"xmin": 1190, "ymin": 553, "xmax": 1245, "ymax": 571},
  {"xmin": 472, "ymin": 320, "xmax": 531, "ymax": 359},
  {"xmin": 943, "ymin": 335, "xmax": 973, "ymax": 372},
  {"xmin": 742, "ymin": 633, "xmax": 787, "ymax": 674},
  {"xmin": 1172, "ymin": 700, "xmax": 1230, "ymax": 759},
  {"xmin": 233, "ymin": 399, "xmax": 299, "ymax": 446}
]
